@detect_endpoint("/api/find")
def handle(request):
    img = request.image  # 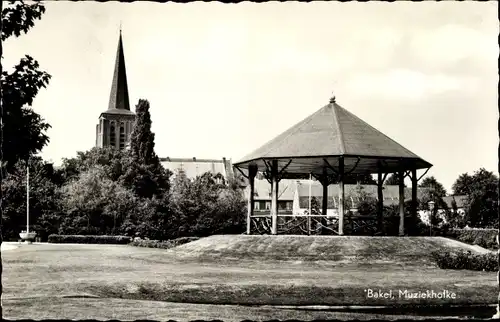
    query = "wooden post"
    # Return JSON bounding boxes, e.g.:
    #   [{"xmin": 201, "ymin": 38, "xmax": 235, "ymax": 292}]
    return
[
  {"xmin": 398, "ymin": 169, "xmax": 405, "ymax": 236},
  {"xmin": 322, "ymin": 175, "xmax": 328, "ymax": 217},
  {"xmin": 308, "ymin": 174, "xmax": 312, "ymax": 235},
  {"xmin": 411, "ymin": 168, "xmax": 418, "ymax": 236},
  {"xmin": 271, "ymin": 160, "xmax": 279, "ymax": 235},
  {"xmin": 321, "ymin": 167, "xmax": 328, "ymax": 235},
  {"xmin": 338, "ymin": 157, "xmax": 345, "ymax": 236},
  {"xmin": 377, "ymin": 171, "xmax": 384, "ymax": 235},
  {"xmin": 246, "ymin": 164, "xmax": 258, "ymax": 235}
]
